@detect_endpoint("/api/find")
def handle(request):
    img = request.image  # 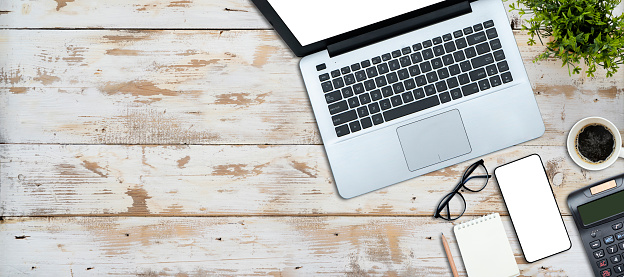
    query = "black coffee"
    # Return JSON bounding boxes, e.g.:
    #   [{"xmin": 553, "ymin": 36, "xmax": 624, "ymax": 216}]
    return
[{"xmin": 576, "ymin": 124, "xmax": 615, "ymax": 163}]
